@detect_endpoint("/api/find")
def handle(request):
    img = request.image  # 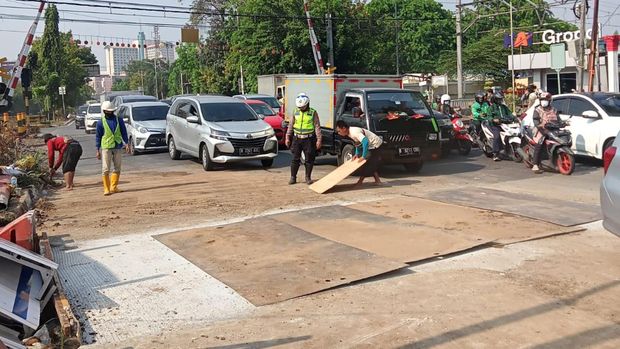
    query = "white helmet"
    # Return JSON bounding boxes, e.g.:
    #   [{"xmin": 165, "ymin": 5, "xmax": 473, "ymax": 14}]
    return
[
  {"xmin": 101, "ymin": 101, "xmax": 116, "ymax": 112},
  {"xmin": 440, "ymin": 94, "xmax": 451, "ymax": 105},
  {"xmin": 295, "ymin": 93, "xmax": 310, "ymax": 108}
]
